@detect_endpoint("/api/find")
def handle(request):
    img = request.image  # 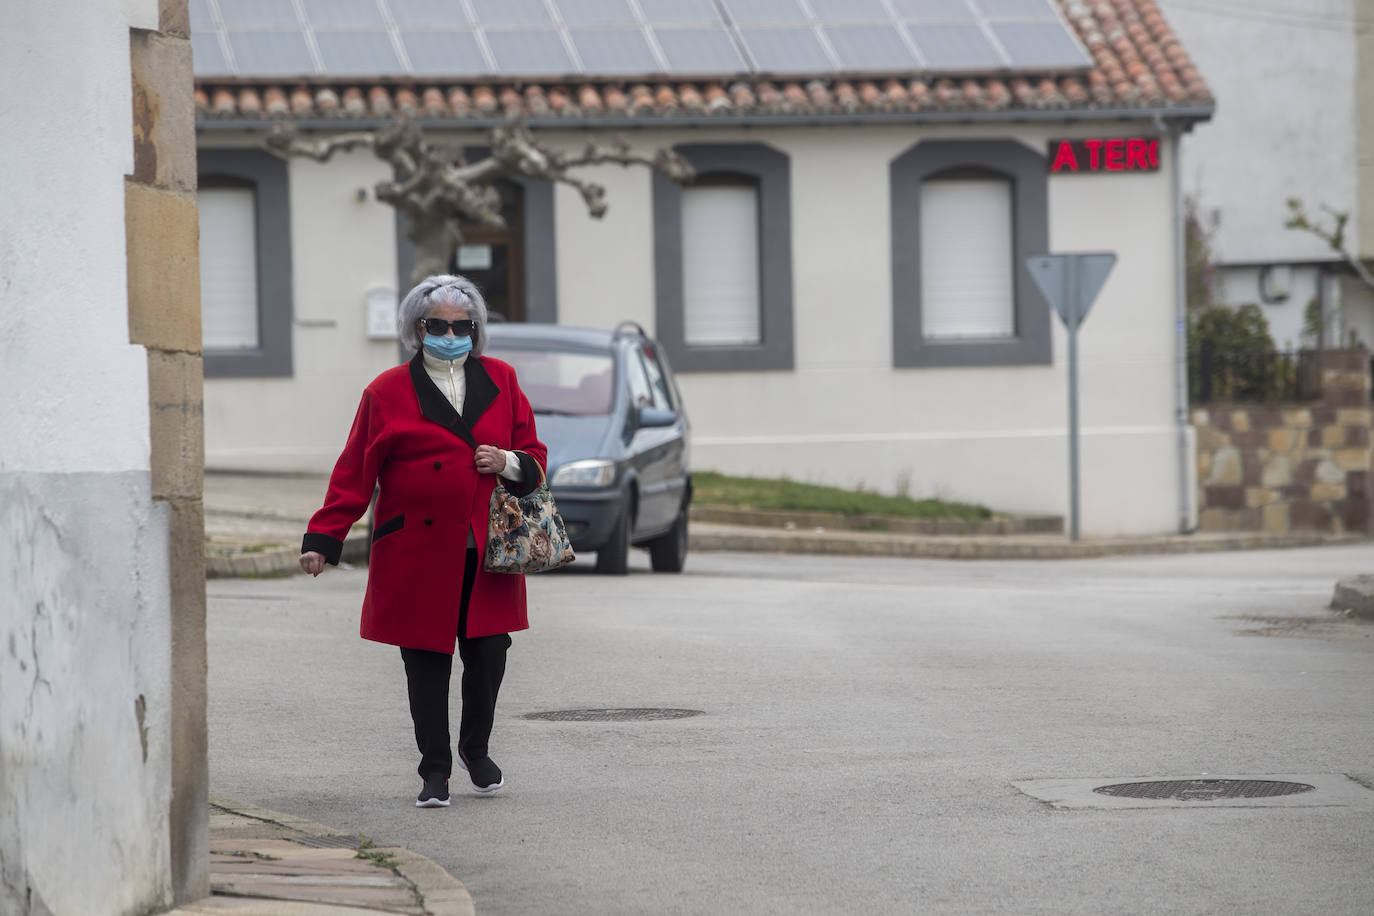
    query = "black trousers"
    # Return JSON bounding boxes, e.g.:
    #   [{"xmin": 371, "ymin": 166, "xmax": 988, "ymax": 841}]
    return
[{"xmin": 399, "ymin": 548, "xmax": 512, "ymax": 781}]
